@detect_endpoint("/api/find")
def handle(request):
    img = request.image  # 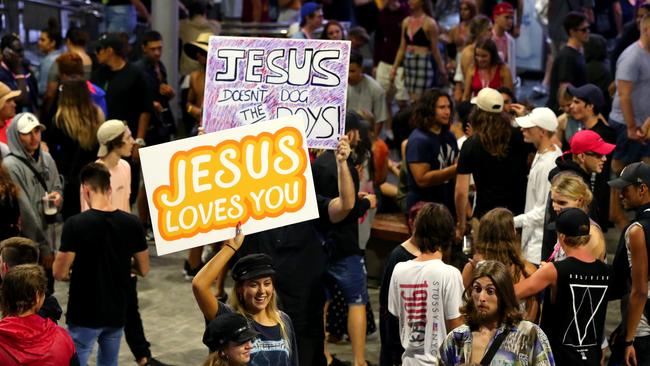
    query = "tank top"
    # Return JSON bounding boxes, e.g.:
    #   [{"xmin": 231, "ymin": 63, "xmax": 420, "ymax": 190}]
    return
[
  {"xmin": 541, "ymin": 257, "xmax": 610, "ymax": 365},
  {"xmin": 470, "ymin": 64, "xmax": 502, "ymax": 97},
  {"xmin": 405, "ymin": 27, "xmax": 430, "ymax": 47}
]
